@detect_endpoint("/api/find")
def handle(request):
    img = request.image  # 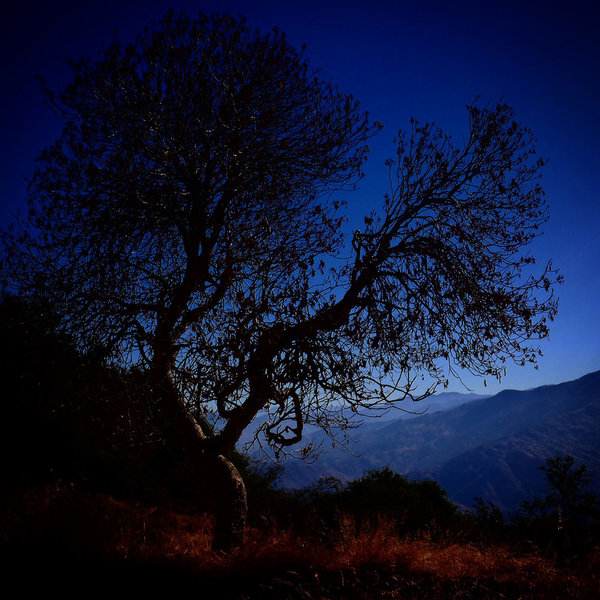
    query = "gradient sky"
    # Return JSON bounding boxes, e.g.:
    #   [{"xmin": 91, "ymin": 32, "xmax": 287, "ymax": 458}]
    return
[{"xmin": 2, "ymin": 0, "xmax": 598, "ymax": 395}]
